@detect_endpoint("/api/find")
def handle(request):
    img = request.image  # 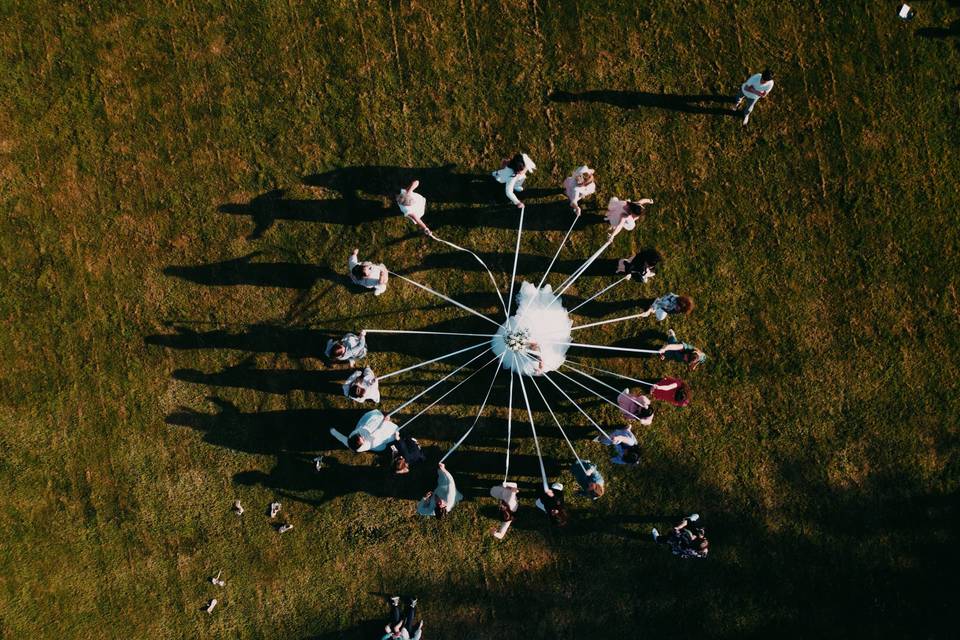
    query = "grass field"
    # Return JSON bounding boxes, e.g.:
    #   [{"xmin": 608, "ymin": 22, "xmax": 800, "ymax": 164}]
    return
[{"xmin": 1, "ymin": 1, "xmax": 959, "ymax": 638}]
